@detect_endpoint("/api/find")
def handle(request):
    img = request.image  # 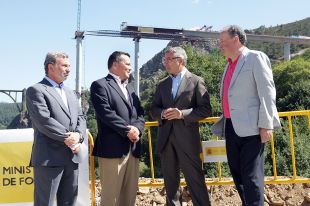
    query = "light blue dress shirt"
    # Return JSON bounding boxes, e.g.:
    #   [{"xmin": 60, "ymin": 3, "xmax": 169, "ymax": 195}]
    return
[
  {"xmin": 44, "ymin": 76, "xmax": 69, "ymax": 109},
  {"xmin": 171, "ymin": 68, "xmax": 187, "ymax": 99}
]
